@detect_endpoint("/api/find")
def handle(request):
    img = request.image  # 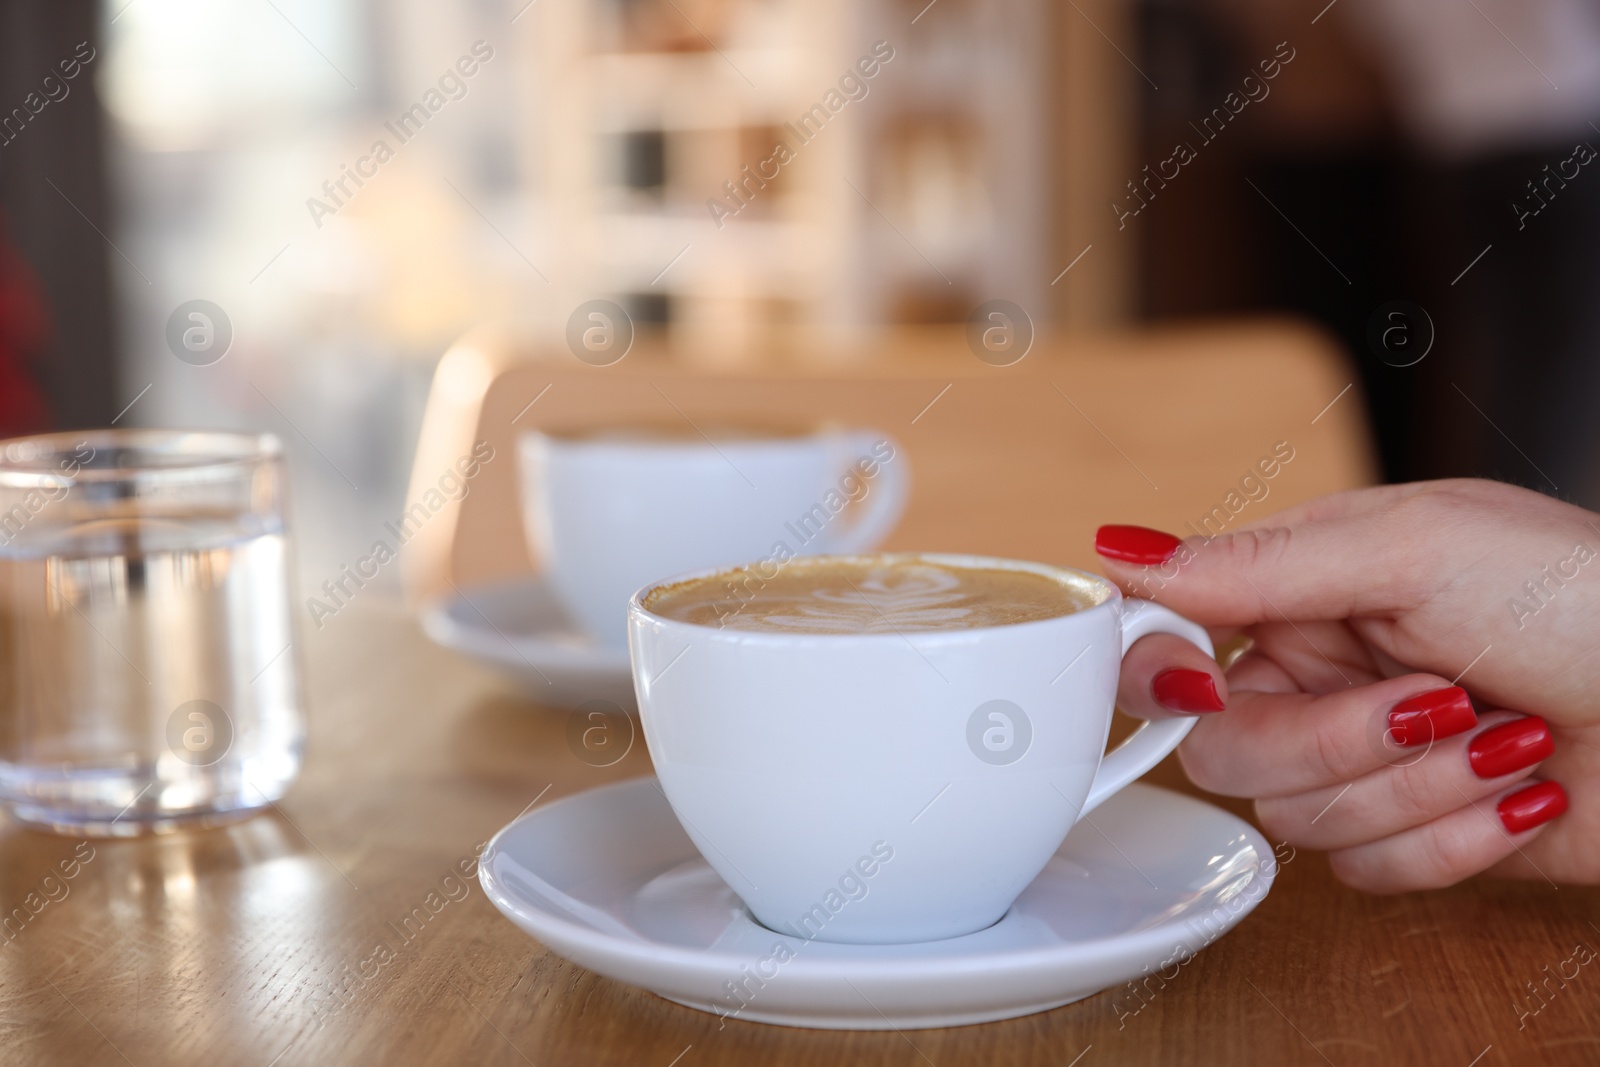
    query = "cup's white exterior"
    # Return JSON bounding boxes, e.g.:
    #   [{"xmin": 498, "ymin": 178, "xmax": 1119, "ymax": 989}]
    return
[
  {"xmin": 629, "ymin": 555, "xmax": 1211, "ymax": 945},
  {"xmin": 520, "ymin": 430, "xmax": 907, "ymax": 648}
]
